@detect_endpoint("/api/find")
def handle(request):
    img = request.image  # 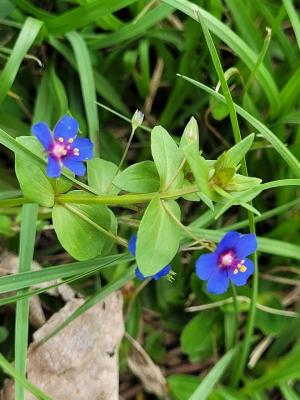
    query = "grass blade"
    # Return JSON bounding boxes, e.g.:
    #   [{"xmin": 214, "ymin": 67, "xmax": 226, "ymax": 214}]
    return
[
  {"xmin": 0, "ymin": 253, "xmax": 133, "ymax": 295},
  {"xmin": 282, "ymin": 0, "xmax": 300, "ymax": 50},
  {"xmin": 12, "ymin": 0, "xmax": 139, "ymax": 35},
  {"xmin": 195, "ymin": 10, "xmax": 243, "ymax": 164},
  {"xmin": 9, "ymin": 0, "xmax": 52, "ymax": 20},
  {"xmin": 40, "ymin": 266, "xmax": 136, "ymax": 344},
  {"xmin": 87, "ymin": 4, "xmax": 174, "ymax": 49},
  {"xmin": 280, "ymin": 383, "xmax": 300, "ymax": 400},
  {"xmin": 94, "ymin": 72, "xmax": 129, "ymax": 115},
  {"xmin": 161, "ymin": 0, "xmax": 280, "ymax": 116},
  {"xmin": 195, "ymin": 12, "xmax": 258, "ymax": 387},
  {"xmin": 0, "ymin": 17, "xmax": 43, "ymax": 104},
  {"xmin": 215, "ymin": 179, "xmax": 300, "ymax": 218},
  {"xmin": 67, "ymin": 32, "xmax": 100, "ymax": 156},
  {"xmin": 189, "ymin": 347, "xmax": 237, "ymax": 399},
  {"xmin": 0, "ymin": 353, "xmax": 52, "ymax": 400},
  {"xmin": 280, "ymin": 67, "xmax": 300, "ymax": 112},
  {"xmin": 49, "ymin": 62, "xmax": 69, "ymax": 116},
  {"xmin": 47, "ymin": 0, "xmax": 138, "ymax": 35},
  {"xmin": 244, "ymin": 27, "xmax": 272, "ymax": 94},
  {"xmin": 178, "ymin": 74, "xmax": 300, "ymax": 178},
  {"xmin": 225, "ymin": 199, "xmax": 300, "ymax": 231},
  {"xmin": 253, "ymin": 0, "xmax": 296, "ymax": 68},
  {"xmin": 48, "ymin": 37, "xmax": 129, "ymax": 116},
  {"xmin": 0, "ymin": 252, "xmax": 131, "ymax": 307},
  {"xmin": 15, "ymin": 204, "xmax": 38, "ymax": 400},
  {"xmin": 224, "ymin": 0, "xmax": 263, "ymax": 52},
  {"xmin": 242, "ymin": 344, "xmax": 300, "ymax": 393}
]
